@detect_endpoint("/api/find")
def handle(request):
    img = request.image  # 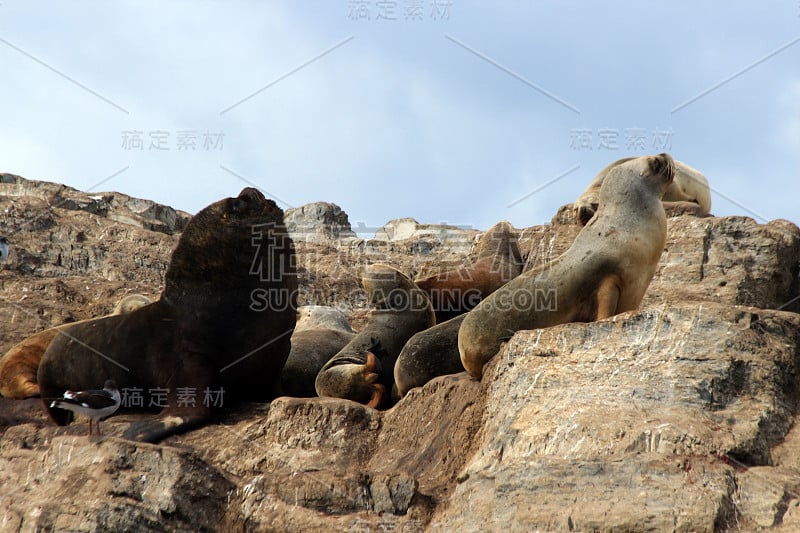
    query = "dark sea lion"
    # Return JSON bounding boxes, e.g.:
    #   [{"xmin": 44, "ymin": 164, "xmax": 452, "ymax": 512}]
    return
[
  {"xmin": 459, "ymin": 153, "xmax": 675, "ymax": 378},
  {"xmin": 38, "ymin": 188, "xmax": 297, "ymax": 442},
  {"xmin": 394, "ymin": 314, "xmax": 466, "ymax": 399},
  {"xmin": 281, "ymin": 306, "xmax": 355, "ymax": 398},
  {"xmin": 315, "ymin": 264, "xmax": 435, "ymax": 407},
  {"xmin": 574, "ymin": 157, "xmax": 710, "ymax": 225},
  {"xmin": 0, "ymin": 294, "xmax": 152, "ymax": 399},
  {"xmin": 416, "ymin": 221, "xmax": 523, "ymax": 324}
]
